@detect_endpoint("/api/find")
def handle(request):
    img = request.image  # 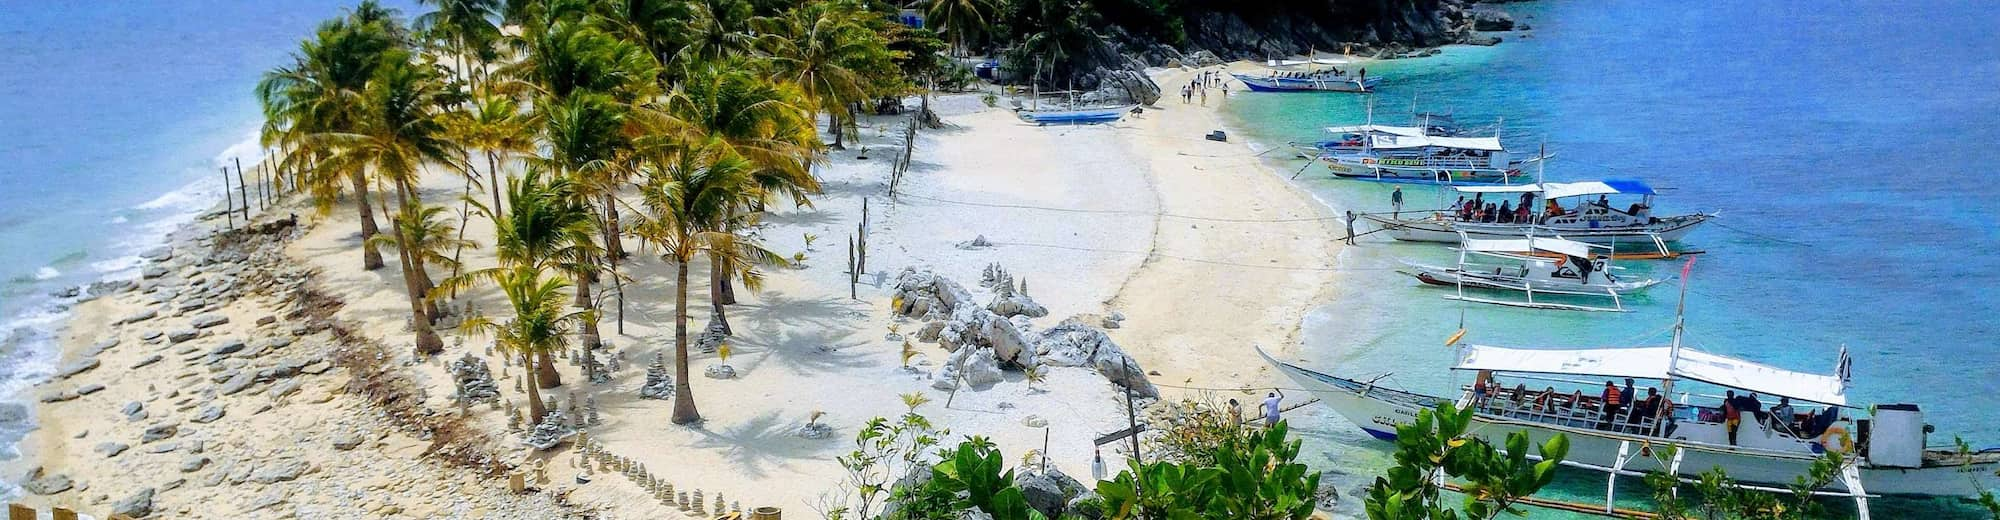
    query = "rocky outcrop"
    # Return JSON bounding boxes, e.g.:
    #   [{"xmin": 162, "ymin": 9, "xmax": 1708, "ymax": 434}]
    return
[
  {"xmin": 1032, "ymin": 318, "xmax": 1157, "ymax": 398},
  {"xmin": 1016, "ymin": 466, "xmax": 1090, "ymax": 518}
]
